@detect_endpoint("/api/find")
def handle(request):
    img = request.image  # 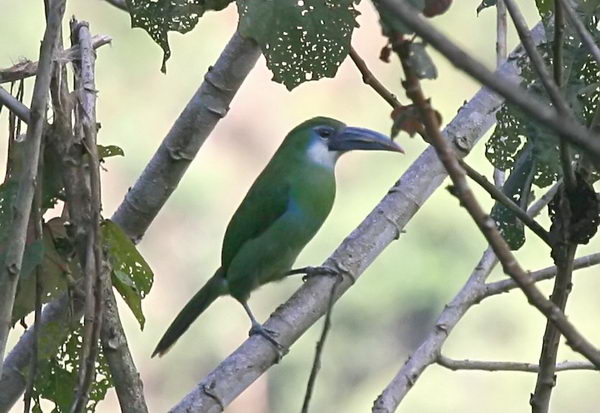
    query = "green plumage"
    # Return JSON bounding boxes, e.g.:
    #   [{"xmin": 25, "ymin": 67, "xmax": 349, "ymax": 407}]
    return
[{"xmin": 153, "ymin": 117, "xmax": 401, "ymax": 357}]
